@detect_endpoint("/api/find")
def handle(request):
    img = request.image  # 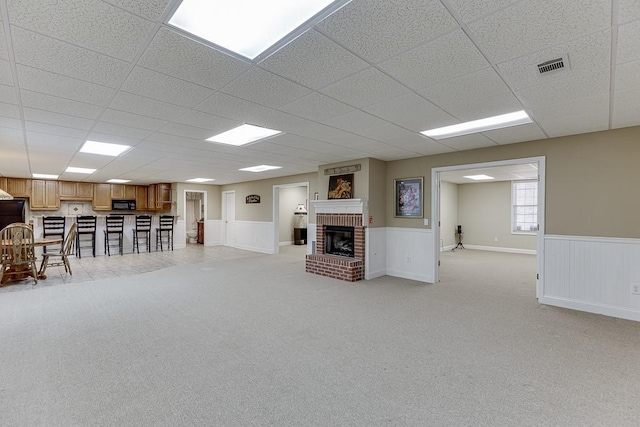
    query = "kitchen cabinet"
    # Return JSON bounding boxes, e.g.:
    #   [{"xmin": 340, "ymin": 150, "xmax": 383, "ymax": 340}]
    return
[
  {"xmin": 197, "ymin": 220, "xmax": 204, "ymax": 244},
  {"xmin": 0, "ymin": 178, "xmax": 6, "ymax": 192},
  {"xmin": 136, "ymin": 186, "xmax": 148, "ymax": 211},
  {"xmin": 30, "ymin": 180, "xmax": 60, "ymax": 210},
  {"xmin": 93, "ymin": 183, "xmax": 111, "ymax": 210},
  {"xmin": 6, "ymin": 178, "xmax": 30, "ymax": 198},
  {"xmin": 60, "ymin": 181, "xmax": 93, "ymax": 200},
  {"xmin": 110, "ymin": 184, "xmax": 125, "ymax": 199},
  {"xmin": 158, "ymin": 183, "xmax": 172, "ymax": 211},
  {"xmin": 124, "ymin": 185, "xmax": 136, "ymax": 200},
  {"xmin": 148, "ymin": 184, "xmax": 157, "ymax": 211}
]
